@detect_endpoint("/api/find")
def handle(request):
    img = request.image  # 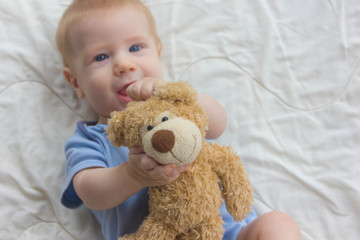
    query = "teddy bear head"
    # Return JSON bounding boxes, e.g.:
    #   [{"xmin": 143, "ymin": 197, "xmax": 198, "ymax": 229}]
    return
[{"xmin": 106, "ymin": 82, "xmax": 209, "ymax": 165}]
